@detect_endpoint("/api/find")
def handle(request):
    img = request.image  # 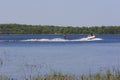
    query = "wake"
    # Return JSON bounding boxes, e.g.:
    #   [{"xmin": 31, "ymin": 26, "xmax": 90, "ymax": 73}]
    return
[{"xmin": 20, "ymin": 38, "xmax": 103, "ymax": 42}]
